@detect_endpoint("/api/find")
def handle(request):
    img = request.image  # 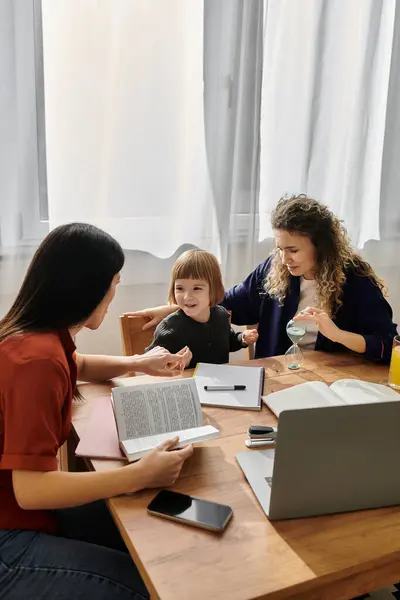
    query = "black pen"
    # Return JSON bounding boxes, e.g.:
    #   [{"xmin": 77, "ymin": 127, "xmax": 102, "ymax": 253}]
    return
[{"xmin": 204, "ymin": 385, "xmax": 246, "ymax": 391}]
